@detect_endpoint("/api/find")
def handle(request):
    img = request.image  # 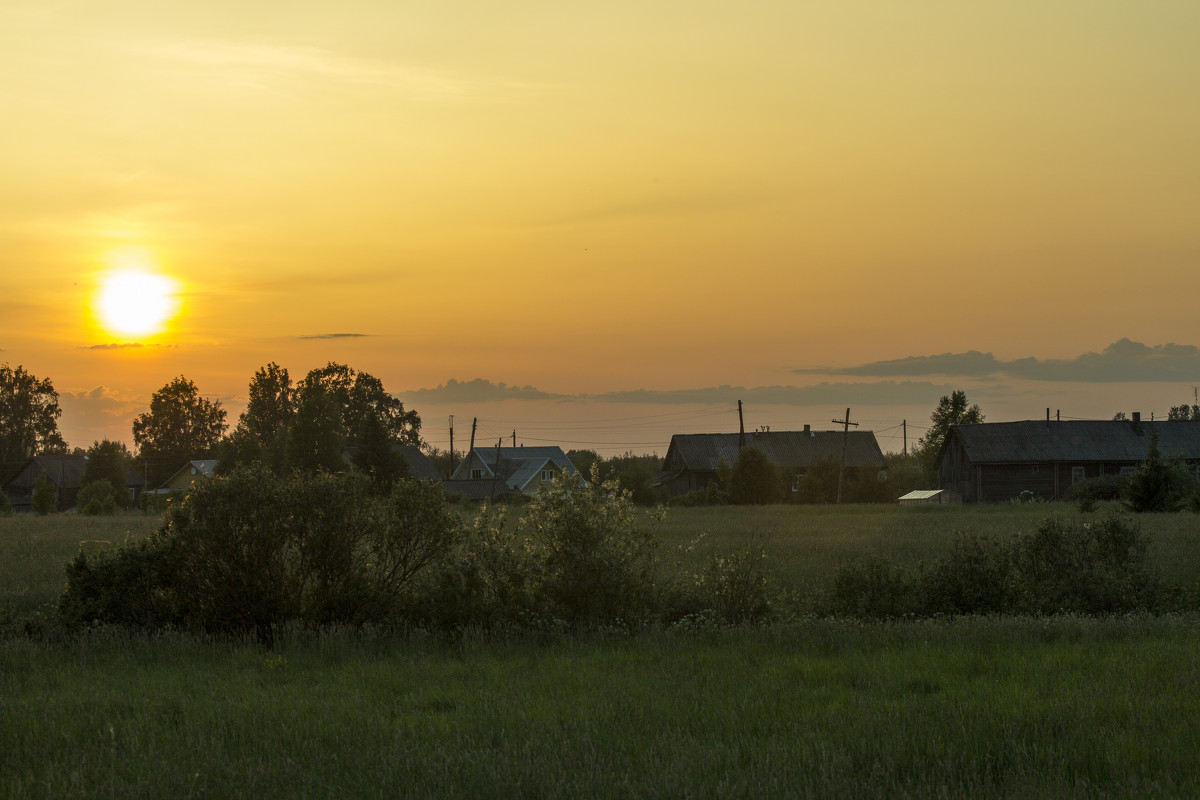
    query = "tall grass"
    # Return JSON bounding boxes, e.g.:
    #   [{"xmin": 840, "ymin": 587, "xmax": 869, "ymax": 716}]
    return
[{"xmin": 2, "ymin": 616, "xmax": 1198, "ymax": 798}]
